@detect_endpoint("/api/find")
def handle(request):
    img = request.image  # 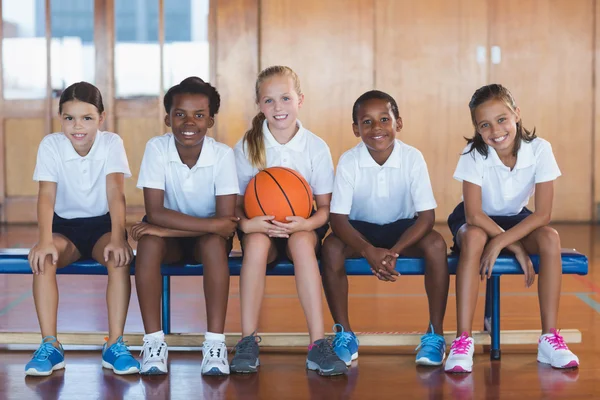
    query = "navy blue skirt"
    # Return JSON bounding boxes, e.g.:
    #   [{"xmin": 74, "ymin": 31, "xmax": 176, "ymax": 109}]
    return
[{"xmin": 447, "ymin": 202, "xmax": 532, "ymax": 251}]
